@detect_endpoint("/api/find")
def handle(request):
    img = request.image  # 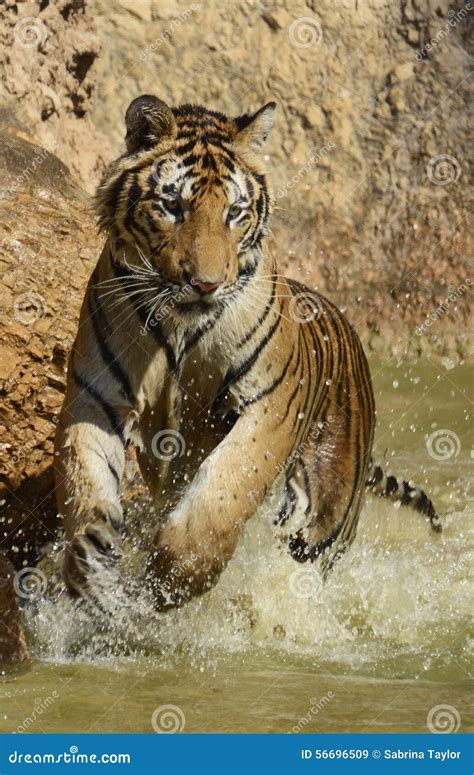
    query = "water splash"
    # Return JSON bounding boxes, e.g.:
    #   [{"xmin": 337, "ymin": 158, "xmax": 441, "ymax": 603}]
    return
[{"xmin": 27, "ymin": 487, "xmax": 472, "ymax": 681}]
